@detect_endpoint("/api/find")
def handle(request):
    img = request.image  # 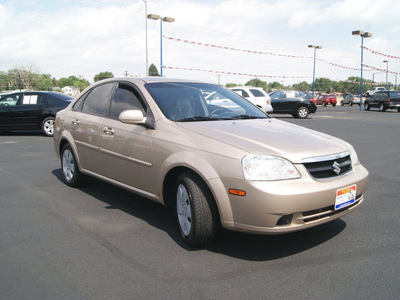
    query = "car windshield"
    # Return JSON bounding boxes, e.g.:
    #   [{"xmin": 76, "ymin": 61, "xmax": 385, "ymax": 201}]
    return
[{"xmin": 145, "ymin": 82, "xmax": 268, "ymax": 122}]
